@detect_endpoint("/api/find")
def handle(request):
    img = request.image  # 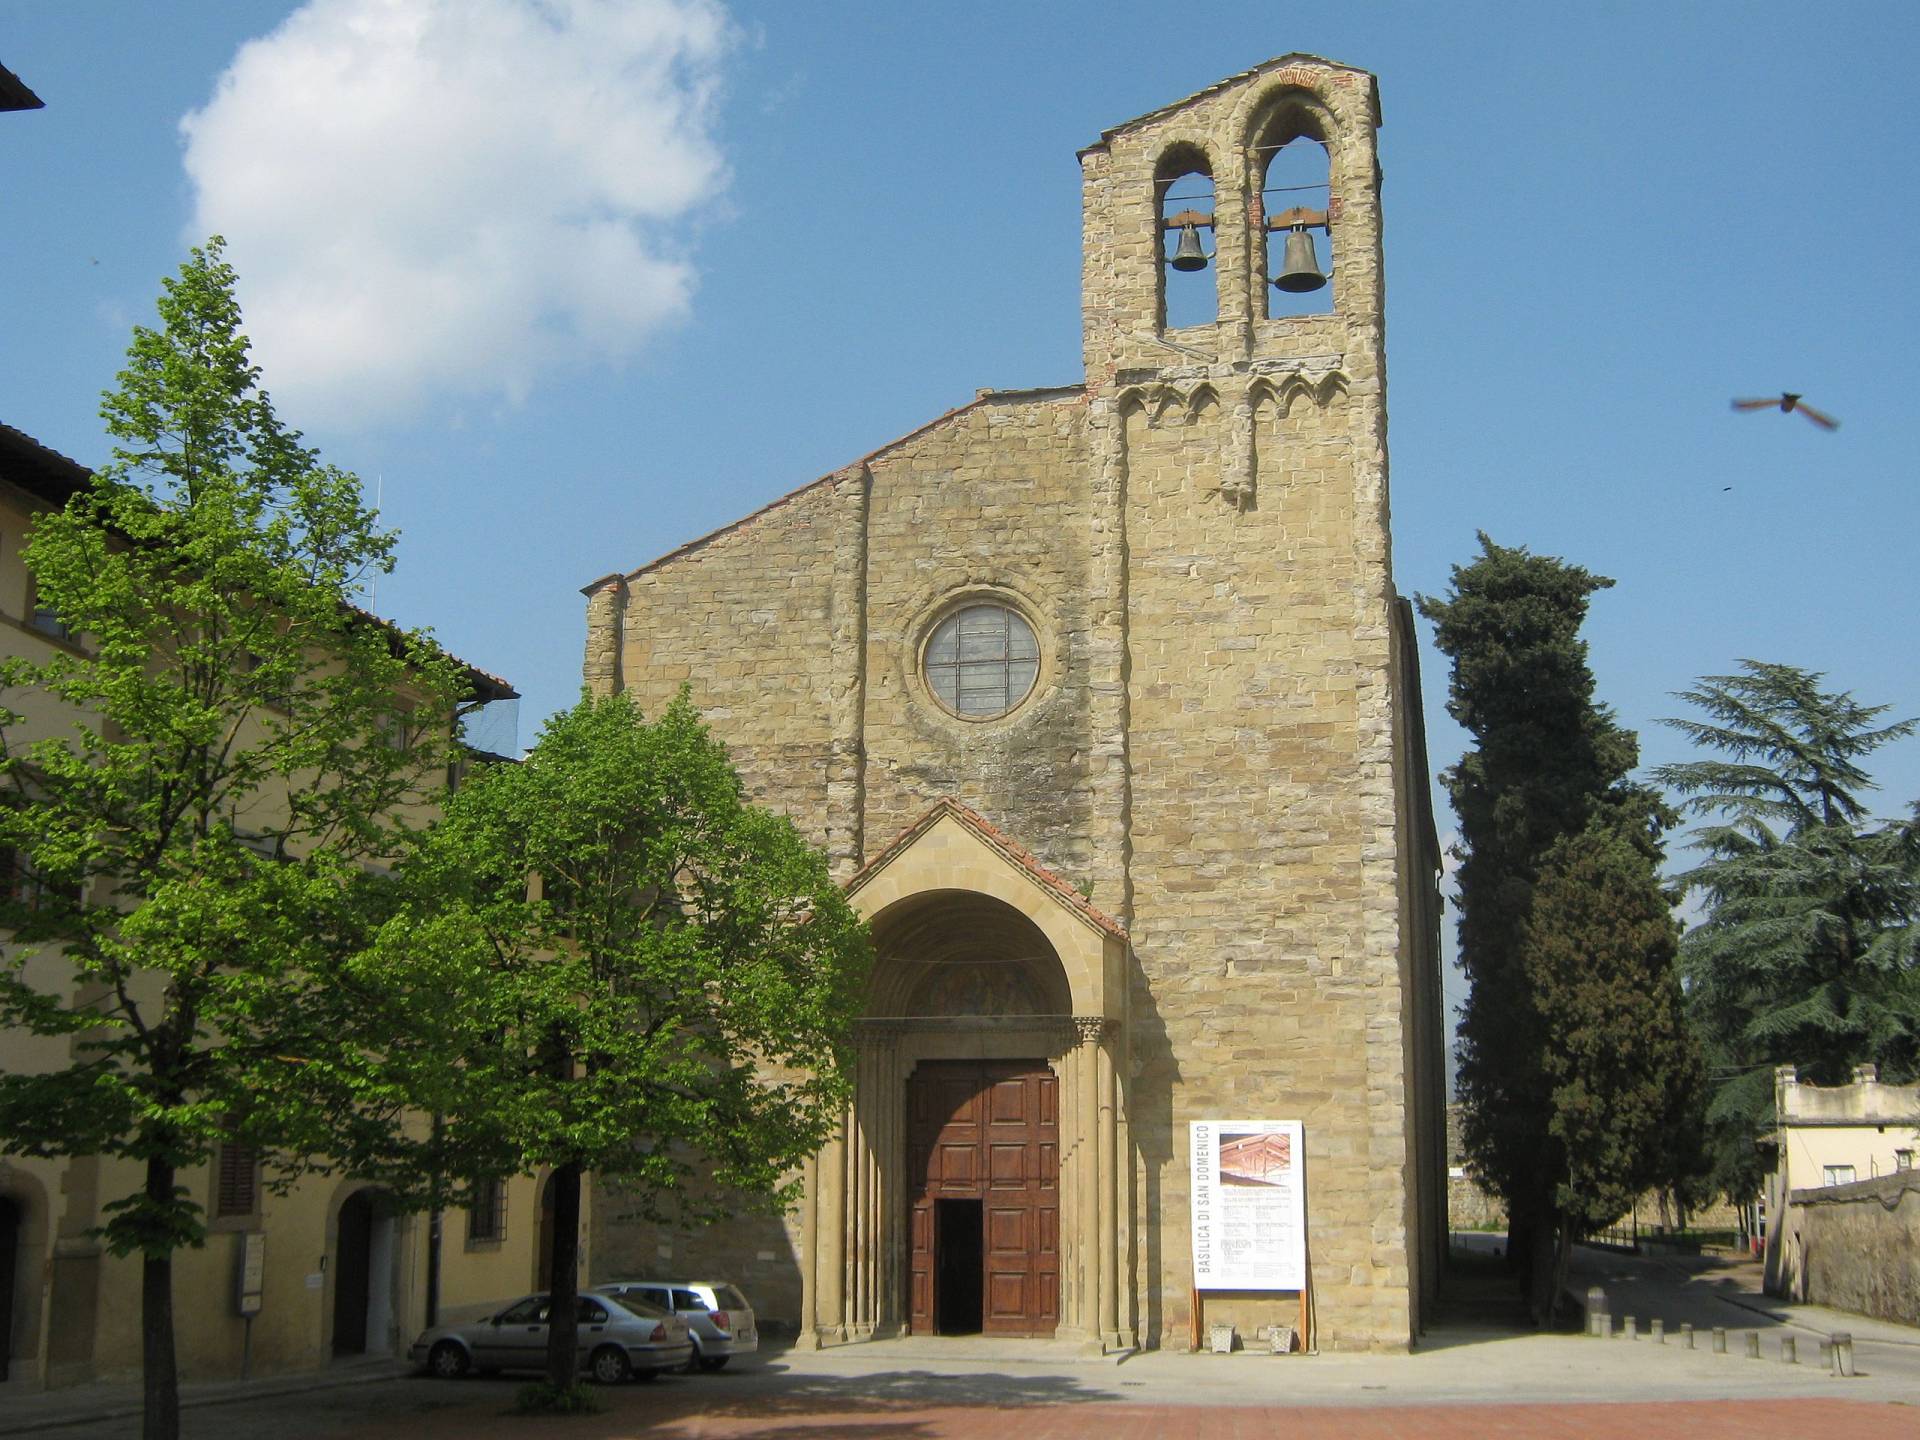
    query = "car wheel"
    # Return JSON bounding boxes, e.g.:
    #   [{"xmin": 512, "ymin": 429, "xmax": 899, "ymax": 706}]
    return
[
  {"xmin": 682, "ymin": 1339, "xmax": 703, "ymax": 1374},
  {"xmin": 698, "ymin": 1355, "xmax": 730, "ymax": 1373},
  {"xmin": 427, "ymin": 1341, "xmax": 470, "ymax": 1380},
  {"xmin": 590, "ymin": 1345, "xmax": 632, "ymax": 1385}
]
